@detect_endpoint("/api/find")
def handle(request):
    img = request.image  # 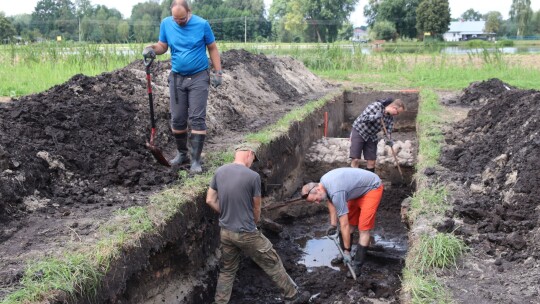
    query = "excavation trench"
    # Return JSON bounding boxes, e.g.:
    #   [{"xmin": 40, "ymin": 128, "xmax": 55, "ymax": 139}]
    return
[{"xmin": 115, "ymin": 90, "xmax": 418, "ymax": 304}]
